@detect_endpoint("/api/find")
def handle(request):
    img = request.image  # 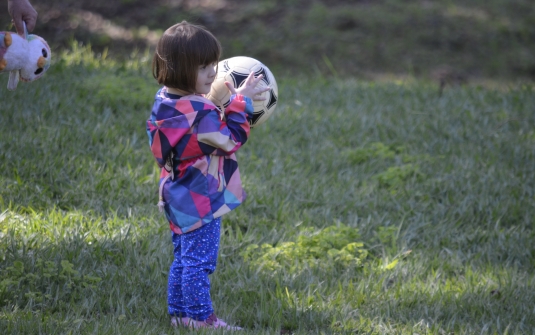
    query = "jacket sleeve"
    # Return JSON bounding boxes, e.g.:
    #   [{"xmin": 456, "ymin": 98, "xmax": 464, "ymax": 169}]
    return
[{"xmin": 196, "ymin": 94, "xmax": 253, "ymax": 156}]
